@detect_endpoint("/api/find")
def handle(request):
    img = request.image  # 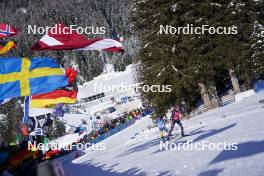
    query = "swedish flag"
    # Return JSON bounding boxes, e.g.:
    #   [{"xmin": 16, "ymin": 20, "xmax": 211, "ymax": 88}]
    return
[{"xmin": 0, "ymin": 57, "xmax": 68, "ymax": 100}]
